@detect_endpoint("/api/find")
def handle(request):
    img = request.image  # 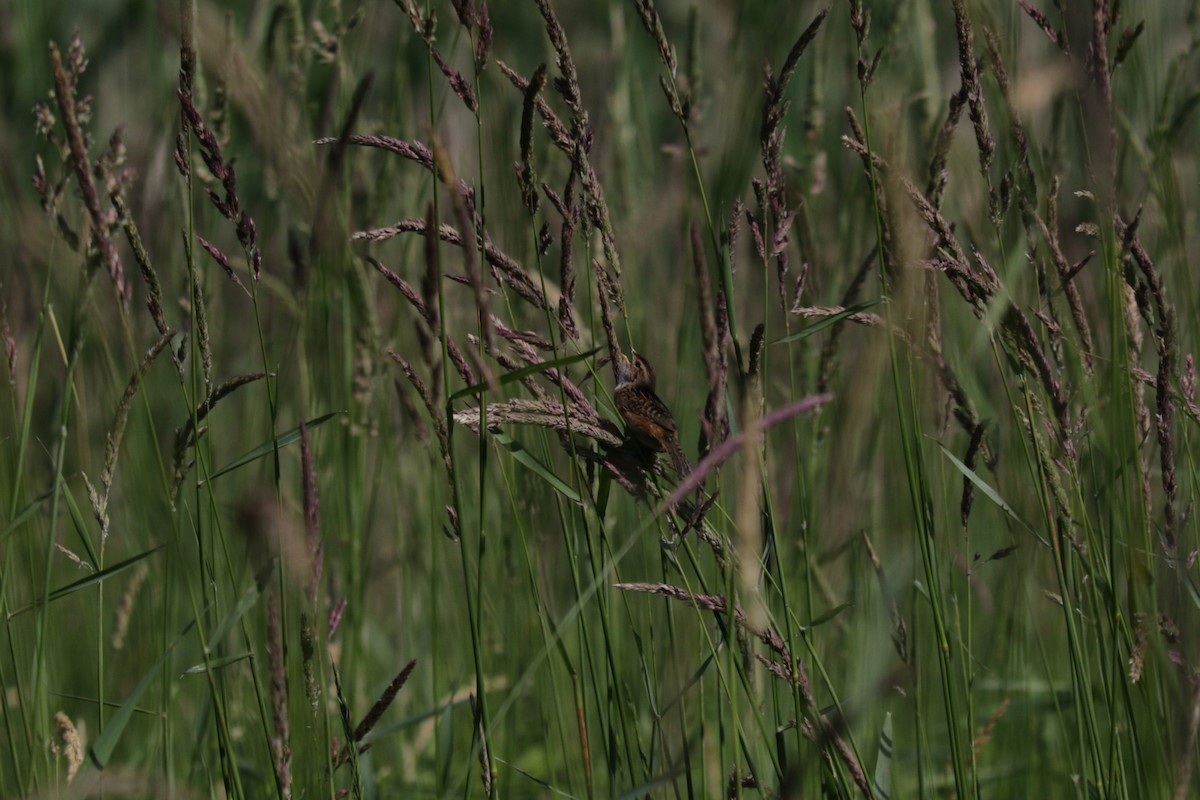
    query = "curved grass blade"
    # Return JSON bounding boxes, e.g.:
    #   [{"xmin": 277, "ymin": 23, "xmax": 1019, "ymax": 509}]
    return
[
  {"xmin": 448, "ymin": 346, "xmax": 600, "ymax": 403},
  {"xmin": 501, "ymin": 757, "xmax": 580, "ymax": 797},
  {"xmin": 0, "ymin": 489, "xmax": 54, "ymax": 544},
  {"xmin": 0, "ymin": 487, "xmax": 55, "ymax": 543},
  {"xmin": 617, "ymin": 770, "xmax": 682, "ymax": 800},
  {"xmin": 50, "ymin": 691, "xmax": 154, "ymax": 714},
  {"xmin": 937, "ymin": 442, "xmax": 1017, "ymax": 519},
  {"xmin": 204, "ymin": 411, "xmax": 343, "ymax": 483},
  {"xmin": 936, "ymin": 441, "xmax": 1047, "ymax": 545},
  {"xmin": 206, "ymin": 560, "xmax": 275, "ymax": 649},
  {"xmin": 61, "ymin": 481, "xmax": 99, "ymax": 570},
  {"xmin": 770, "ymin": 298, "xmax": 883, "ymax": 346},
  {"xmin": 808, "ymin": 602, "xmax": 853, "ymax": 628},
  {"xmin": 873, "ymin": 711, "xmax": 893, "ymax": 799},
  {"xmin": 490, "ymin": 431, "xmax": 581, "ymax": 503},
  {"xmin": 89, "ymin": 616, "xmax": 198, "ymax": 769},
  {"xmin": 6, "ymin": 545, "xmax": 165, "ymax": 619},
  {"xmin": 181, "ymin": 652, "xmax": 252, "ymax": 677}
]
